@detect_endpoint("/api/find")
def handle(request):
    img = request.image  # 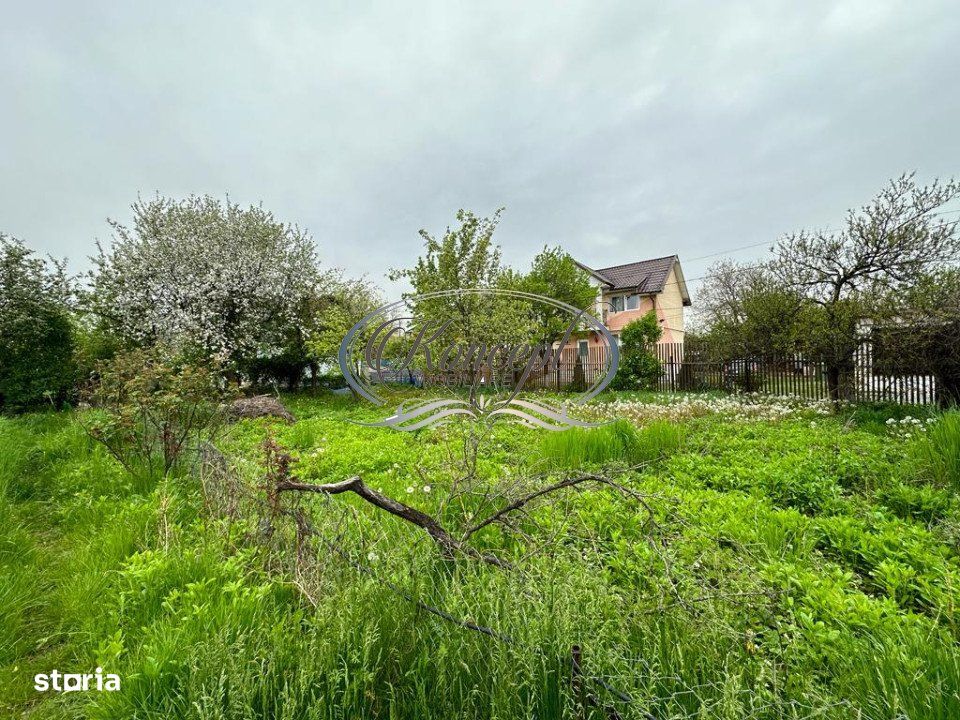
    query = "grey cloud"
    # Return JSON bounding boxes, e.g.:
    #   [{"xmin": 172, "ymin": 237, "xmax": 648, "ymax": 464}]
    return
[{"xmin": 1, "ymin": 1, "xmax": 957, "ymax": 299}]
